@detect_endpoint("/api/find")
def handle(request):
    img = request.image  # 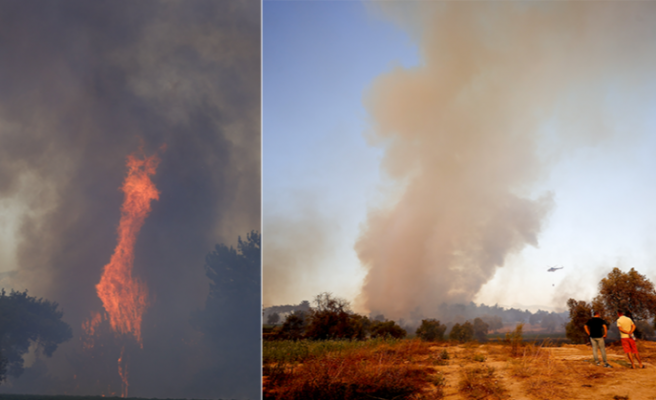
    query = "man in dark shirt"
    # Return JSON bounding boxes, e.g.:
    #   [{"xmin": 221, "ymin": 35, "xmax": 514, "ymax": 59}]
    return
[{"xmin": 585, "ymin": 310, "xmax": 612, "ymax": 367}]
